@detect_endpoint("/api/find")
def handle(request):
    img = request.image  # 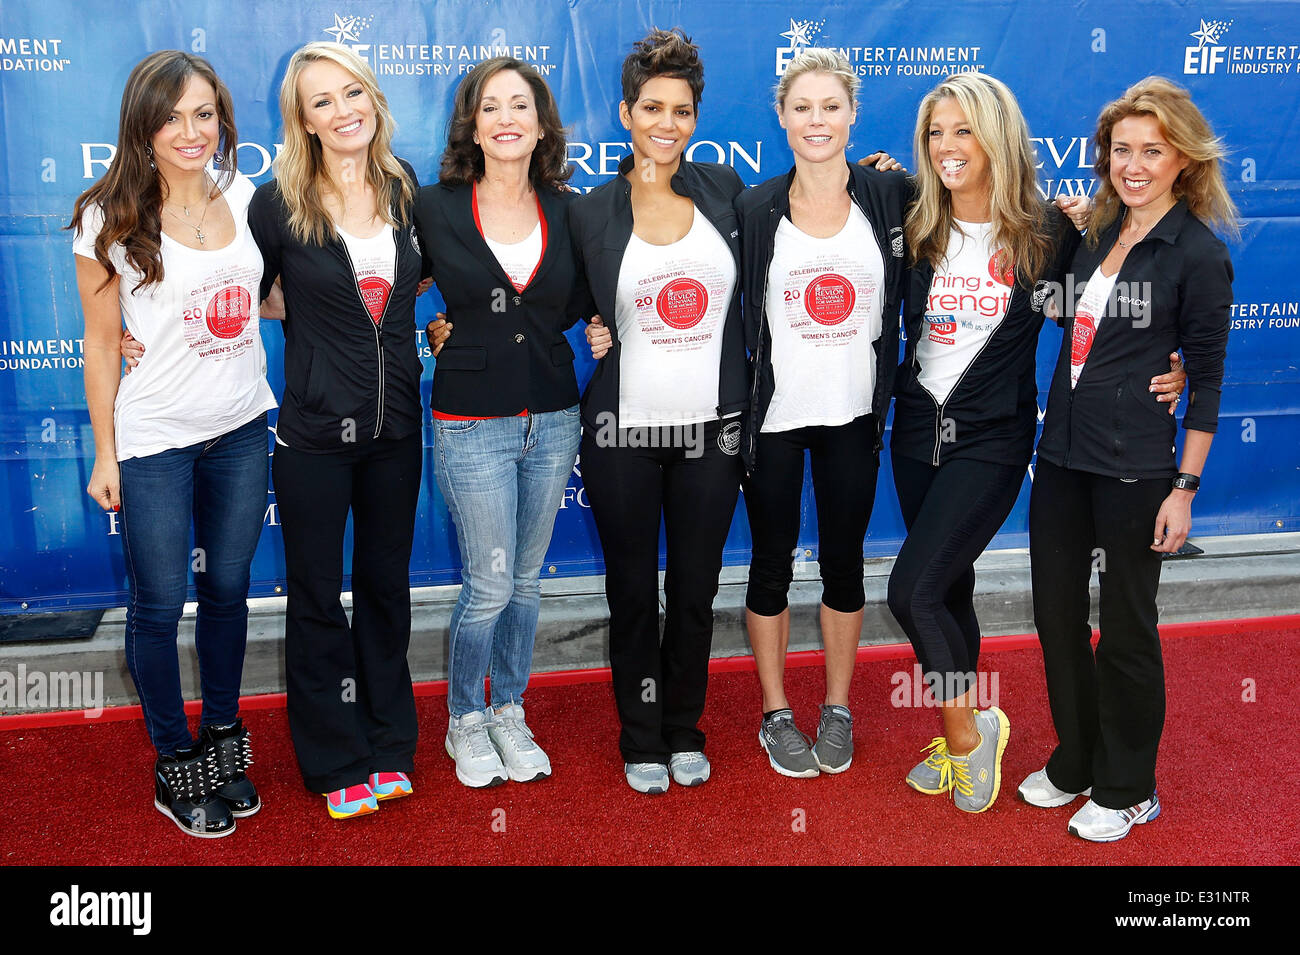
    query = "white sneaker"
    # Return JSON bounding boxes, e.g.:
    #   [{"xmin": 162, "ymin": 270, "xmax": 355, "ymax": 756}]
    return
[
  {"xmin": 445, "ymin": 710, "xmax": 507, "ymax": 788},
  {"xmin": 1068, "ymin": 794, "xmax": 1161, "ymax": 842},
  {"xmin": 487, "ymin": 703, "xmax": 552, "ymax": 782},
  {"xmin": 624, "ymin": 762, "xmax": 670, "ymax": 794},
  {"xmin": 669, "ymin": 751, "xmax": 711, "ymax": 787},
  {"xmin": 1018, "ymin": 767, "xmax": 1092, "ymax": 808}
]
